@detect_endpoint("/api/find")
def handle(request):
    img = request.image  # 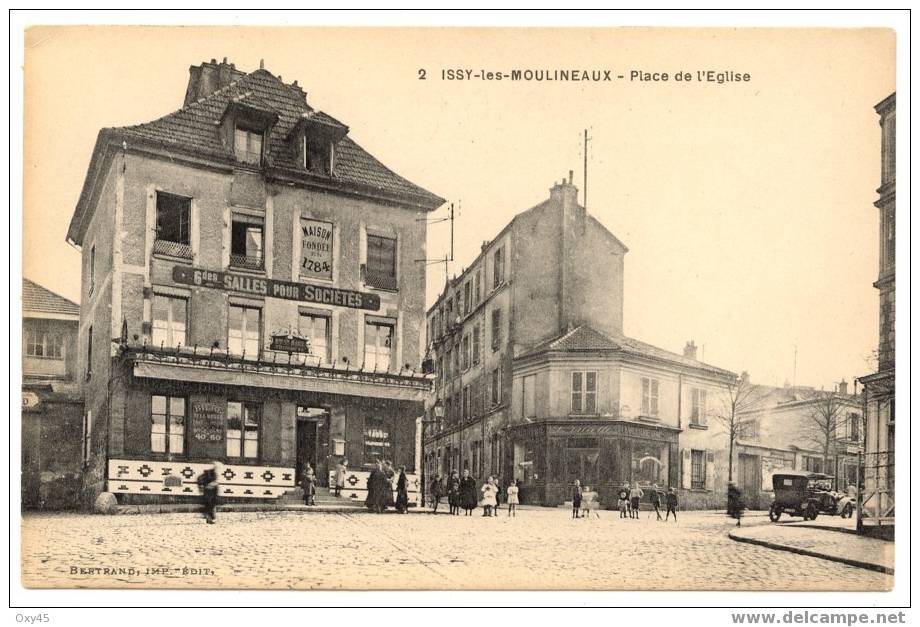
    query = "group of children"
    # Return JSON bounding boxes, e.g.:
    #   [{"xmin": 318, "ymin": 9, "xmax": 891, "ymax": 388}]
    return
[
  {"xmin": 429, "ymin": 472, "xmax": 521, "ymax": 517},
  {"xmin": 572, "ymin": 480, "xmax": 679, "ymax": 521}
]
